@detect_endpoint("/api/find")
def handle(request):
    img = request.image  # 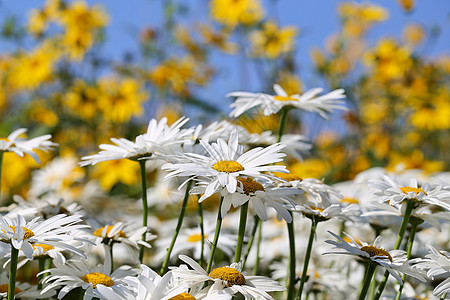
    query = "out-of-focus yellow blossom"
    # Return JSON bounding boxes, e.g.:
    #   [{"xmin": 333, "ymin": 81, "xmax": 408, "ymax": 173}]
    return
[
  {"xmin": 410, "ymin": 100, "xmax": 450, "ymax": 131},
  {"xmin": 156, "ymin": 105, "xmax": 183, "ymax": 126},
  {"xmin": 149, "ymin": 56, "xmax": 211, "ymax": 96},
  {"xmin": 198, "ymin": 24, "xmax": 238, "ymax": 54},
  {"xmin": 338, "ymin": 2, "xmax": 388, "ymax": 37},
  {"xmin": 364, "ymin": 131, "xmax": 390, "ymax": 159},
  {"xmin": 64, "ymin": 79, "xmax": 99, "ymax": 120},
  {"xmin": 290, "ymin": 158, "xmax": 330, "ymax": 180},
  {"xmin": 0, "ymin": 85, "xmax": 8, "ymax": 113},
  {"xmin": 27, "ymin": 0, "xmax": 63, "ymax": 36},
  {"xmin": 174, "ymin": 26, "xmax": 206, "ymax": 61},
  {"xmin": 397, "ymin": 0, "xmax": 415, "ymax": 12},
  {"xmin": 210, "ymin": 0, "xmax": 264, "ymax": 28},
  {"xmin": 58, "ymin": 0, "xmax": 108, "ymax": 60},
  {"xmin": 363, "ymin": 39, "xmax": 412, "ymax": 82},
  {"xmin": 91, "ymin": 159, "xmax": 140, "ymax": 191},
  {"xmin": 387, "ymin": 150, "xmax": 444, "ymax": 174},
  {"xmin": 277, "ymin": 71, "xmax": 303, "ymax": 96},
  {"xmin": 28, "ymin": 99, "xmax": 59, "ymax": 127},
  {"xmin": 360, "ymin": 100, "xmax": 389, "ymax": 124},
  {"xmin": 97, "ymin": 77, "xmax": 148, "ymax": 123},
  {"xmin": 235, "ymin": 113, "xmax": 279, "ymax": 134},
  {"xmin": 249, "ymin": 20, "xmax": 298, "ymax": 59},
  {"xmin": 7, "ymin": 43, "xmax": 58, "ymax": 90},
  {"xmin": 402, "ymin": 23, "xmax": 425, "ymax": 46}
]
